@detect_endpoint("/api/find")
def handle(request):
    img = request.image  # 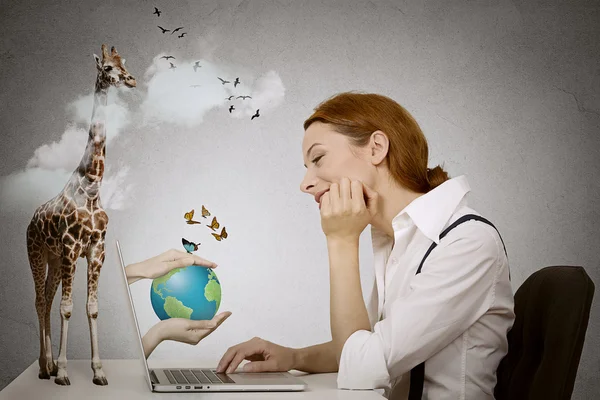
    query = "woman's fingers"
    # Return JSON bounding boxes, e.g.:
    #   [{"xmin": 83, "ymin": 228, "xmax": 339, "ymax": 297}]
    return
[
  {"xmin": 217, "ymin": 338, "xmax": 265, "ymax": 373},
  {"xmin": 243, "ymin": 359, "xmax": 278, "ymax": 372},
  {"xmin": 339, "ymin": 177, "xmax": 351, "ymax": 210},
  {"xmin": 350, "ymin": 179, "xmax": 365, "ymax": 210}
]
